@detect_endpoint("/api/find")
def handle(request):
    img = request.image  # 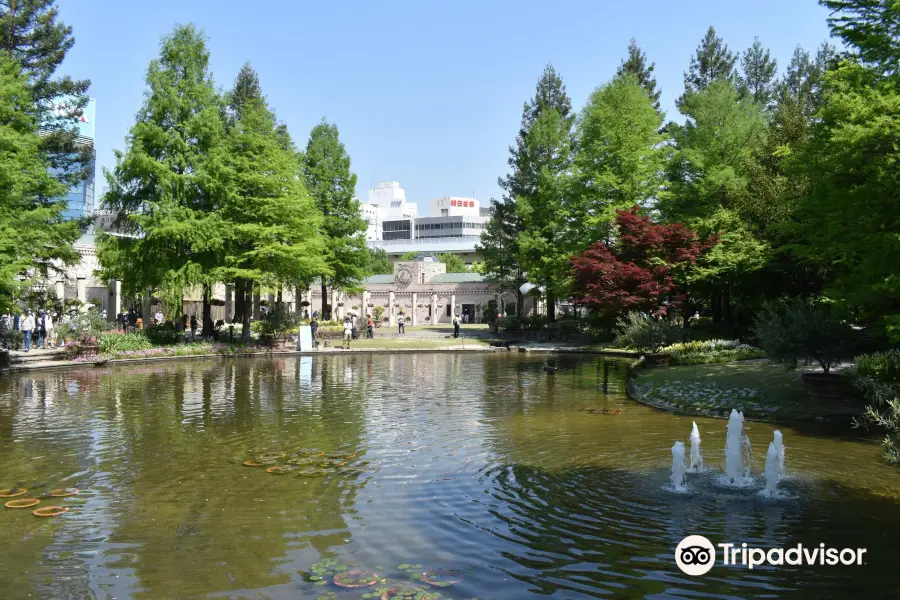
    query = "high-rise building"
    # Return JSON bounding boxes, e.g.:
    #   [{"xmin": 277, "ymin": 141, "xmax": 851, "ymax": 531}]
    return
[{"xmin": 41, "ymin": 97, "xmax": 97, "ymax": 221}]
